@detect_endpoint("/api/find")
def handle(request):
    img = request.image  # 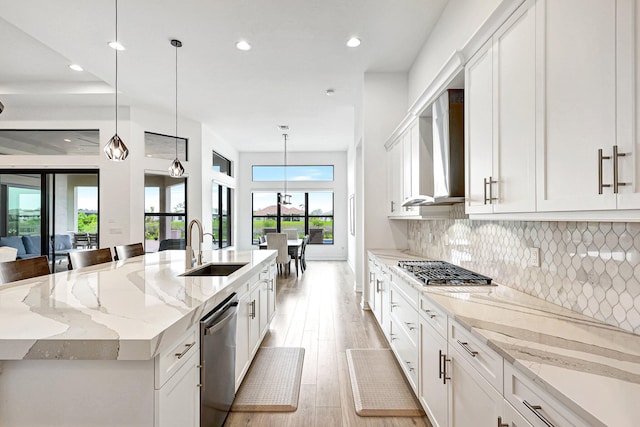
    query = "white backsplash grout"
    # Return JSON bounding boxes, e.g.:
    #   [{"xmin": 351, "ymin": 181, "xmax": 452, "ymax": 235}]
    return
[{"xmin": 407, "ymin": 204, "xmax": 640, "ymax": 334}]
